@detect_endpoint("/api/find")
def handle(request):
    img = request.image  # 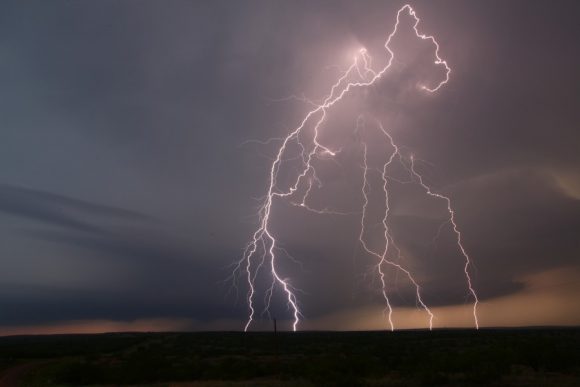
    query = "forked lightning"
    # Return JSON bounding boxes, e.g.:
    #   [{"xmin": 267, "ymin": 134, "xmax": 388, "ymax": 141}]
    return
[{"xmin": 232, "ymin": 4, "xmax": 479, "ymax": 331}]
